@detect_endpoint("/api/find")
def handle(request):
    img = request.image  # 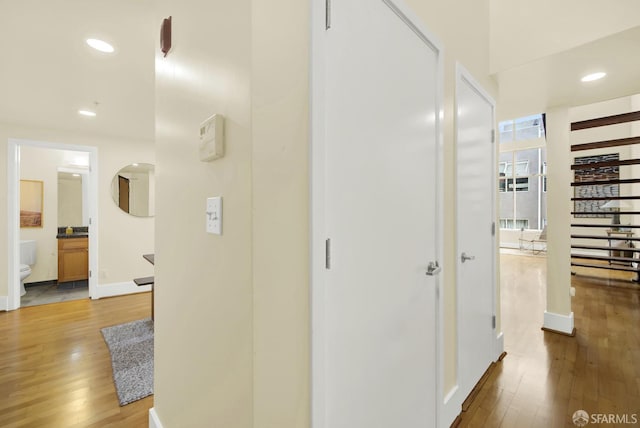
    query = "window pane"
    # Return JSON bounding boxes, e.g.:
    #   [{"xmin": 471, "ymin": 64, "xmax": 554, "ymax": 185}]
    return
[
  {"xmin": 515, "ymin": 149, "xmax": 538, "ymax": 228},
  {"xmin": 499, "ymin": 120, "xmax": 514, "ymax": 143},
  {"xmin": 515, "ymin": 114, "xmax": 544, "ymax": 140},
  {"xmin": 515, "ymin": 161, "xmax": 529, "ymax": 176}
]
